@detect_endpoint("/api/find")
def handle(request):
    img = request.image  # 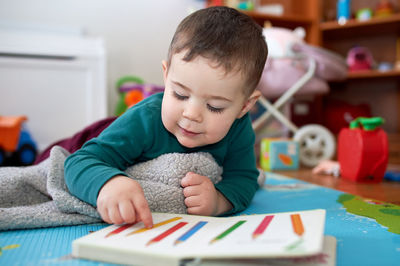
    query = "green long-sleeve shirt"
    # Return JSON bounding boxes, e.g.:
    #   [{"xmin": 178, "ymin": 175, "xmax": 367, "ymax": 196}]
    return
[{"xmin": 64, "ymin": 93, "xmax": 259, "ymax": 215}]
